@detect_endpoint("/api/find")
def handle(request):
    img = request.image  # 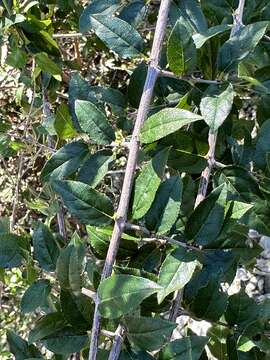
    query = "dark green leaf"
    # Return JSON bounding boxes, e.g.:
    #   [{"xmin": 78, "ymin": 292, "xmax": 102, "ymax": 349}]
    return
[
  {"xmin": 75, "ymin": 100, "xmax": 115, "ymax": 144},
  {"xmin": 132, "ymin": 148, "xmax": 169, "ymax": 220},
  {"xmin": 145, "ymin": 176, "xmax": 182, "ymax": 234},
  {"xmin": 98, "ymin": 274, "xmax": 162, "ymax": 319},
  {"xmin": 77, "ymin": 149, "xmax": 114, "ymax": 188},
  {"xmin": 140, "ymin": 108, "xmax": 202, "ymax": 144},
  {"xmin": 41, "ymin": 328, "xmax": 88, "ymax": 354},
  {"xmin": 21, "ymin": 279, "xmax": 51, "ymax": 313},
  {"xmin": 0, "ymin": 234, "xmax": 29, "ymax": 268},
  {"xmin": 33, "ymin": 223, "xmax": 59, "ymax": 272},
  {"xmin": 158, "ymin": 248, "xmax": 198, "ymax": 303},
  {"xmin": 185, "ymin": 185, "xmax": 228, "ymax": 247},
  {"xmin": 254, "ymin": 119, "xmax": 270, "ymax": 170},
  {"xmin": 41, "ymin": 141, "xmax": 89, "ymax": 181},
  {"xmin": 168, "ymin": 149, "xmax": 207, "ymax": 173},
  {"xmin": 7, "ymin": 331, "xmax": 42, "ymax": 360},
  {"xmin": 119, "ymin": 0, "xmax": 146, "ymax": 28},
  {"xmin": 217, "ymin": 22, "xmax": 268, "ymax": 71},
  {"xmin": 159, "ymin": 336, "xmax": 209, "ymax": 360},
  {"xmin": 80, "ymin": 14, "xmax": 144, "ymax": 58},
  {"xmin": 167, "ymin": 19, "xmax": 197, "ymax": 75},
  {"xmin": 52, "ymin": 180, "xmax": 114, "ymax": 225},
  {"xmin": 200, "ymin": 84, "xmax": 234, "ymax": 131},
  {"xmin": 28, "ymin": 312, "xmax": 66, "ymax": 344},
  {"xmin": 123, "ymin": 316, "xmax": 176, "ymax": 351}
]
